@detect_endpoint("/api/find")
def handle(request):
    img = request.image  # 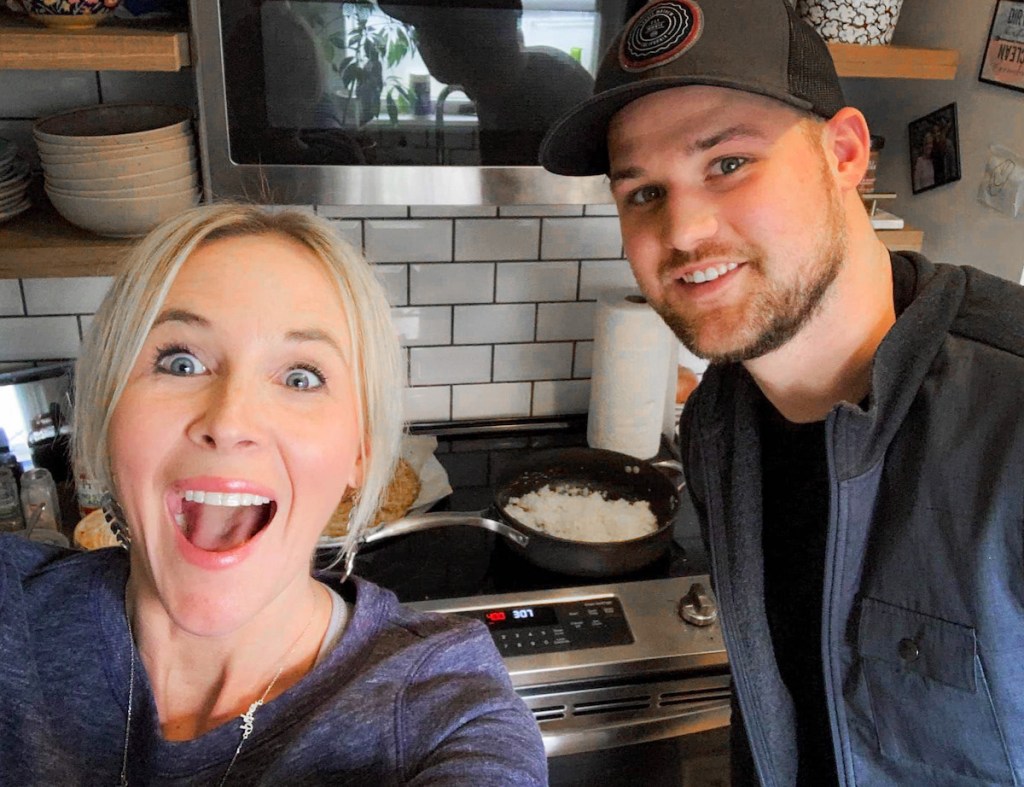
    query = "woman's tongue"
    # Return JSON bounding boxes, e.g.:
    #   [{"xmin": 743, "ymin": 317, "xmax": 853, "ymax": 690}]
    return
[{"xmin": 180, "ymin": 500, "xmax": 266, "ymax": 552}]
